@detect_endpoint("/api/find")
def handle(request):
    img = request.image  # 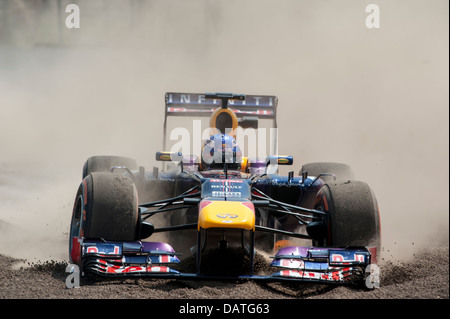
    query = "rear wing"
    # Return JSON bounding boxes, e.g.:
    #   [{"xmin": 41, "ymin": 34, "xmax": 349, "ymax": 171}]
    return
[
  {"xmin": 163, "ymin": 92, "xmax": 278, "ymax": 150},
  {"xmin": 165, "ymin": 92, "xmax": 278, "ymax": 119}
]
